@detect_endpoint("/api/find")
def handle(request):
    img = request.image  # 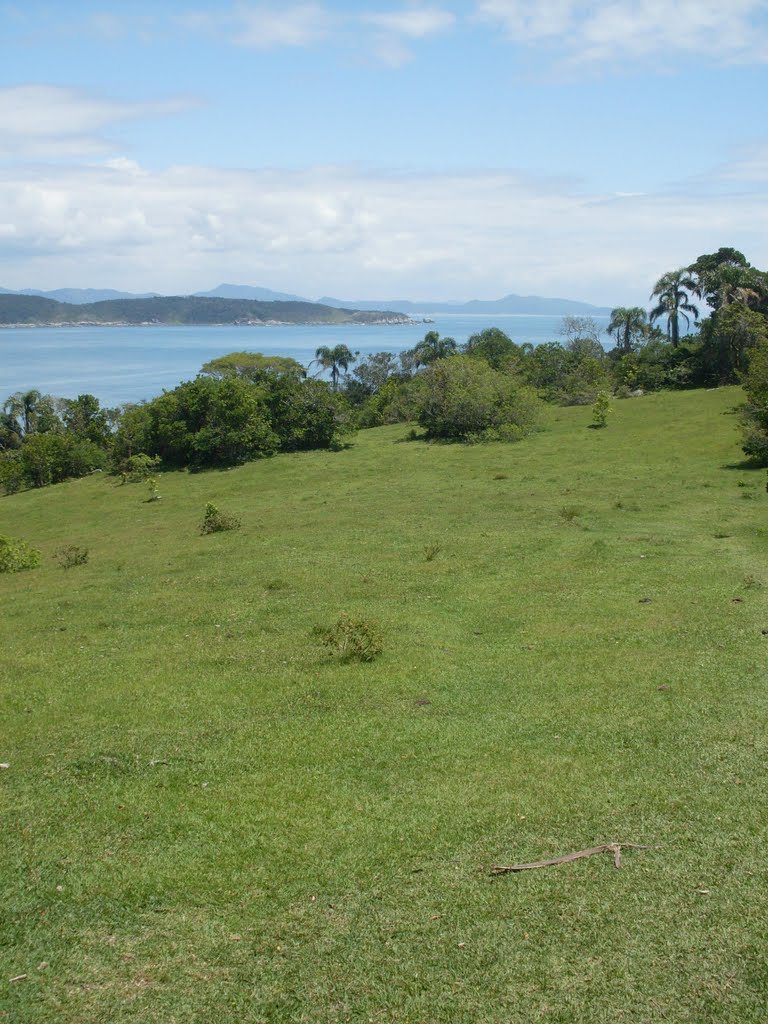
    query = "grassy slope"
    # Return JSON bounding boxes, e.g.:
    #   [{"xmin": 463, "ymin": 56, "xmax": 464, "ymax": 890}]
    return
[{"xmin": 1, "ymin": 388, "xmax": 767, "ymax": 1023}]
